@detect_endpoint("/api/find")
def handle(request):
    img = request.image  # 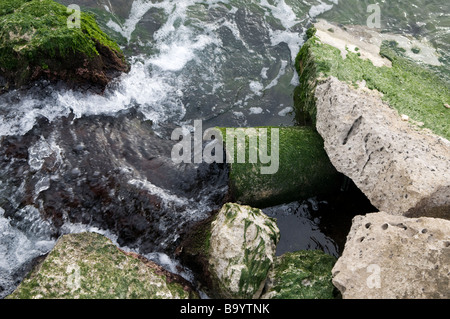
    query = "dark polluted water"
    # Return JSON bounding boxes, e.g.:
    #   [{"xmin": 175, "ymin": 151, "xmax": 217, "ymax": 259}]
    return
[{"xmin": 0, "ymin": 0, "xmax": 446, "ymax": 299}]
